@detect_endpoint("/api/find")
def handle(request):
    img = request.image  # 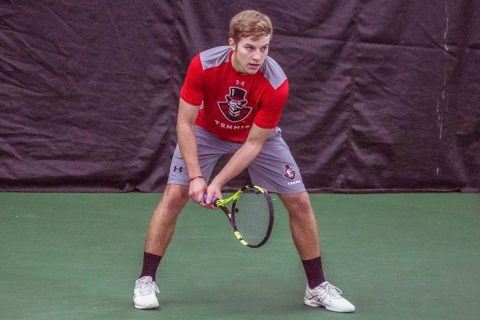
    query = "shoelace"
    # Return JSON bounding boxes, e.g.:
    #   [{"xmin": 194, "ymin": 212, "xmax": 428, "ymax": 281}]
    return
[
  {"xmin": 323, "ymin": 282, "xmax": 342, "ymax": 299},
  {"xmin": 138, "ymin": 279, "xmax": 160, "ymax": 295}
]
